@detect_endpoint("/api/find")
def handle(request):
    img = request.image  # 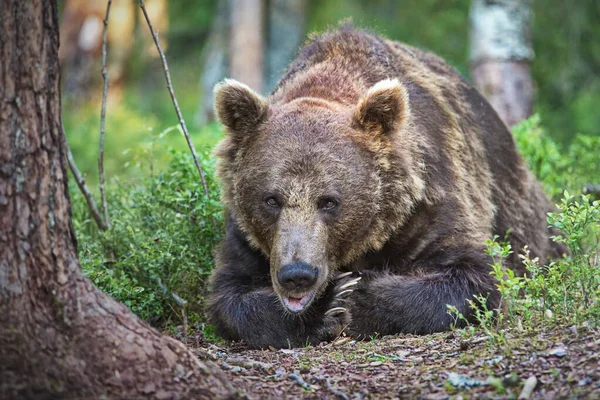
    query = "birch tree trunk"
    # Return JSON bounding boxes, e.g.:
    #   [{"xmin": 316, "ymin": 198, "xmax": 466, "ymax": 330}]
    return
[
  {"xmin": 470, "ymin": 0, "xmax": 534, "ymax": 127},
  {"xmin": 0, "ymin": 1, "xmax": 237, "ymax": 398}
]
